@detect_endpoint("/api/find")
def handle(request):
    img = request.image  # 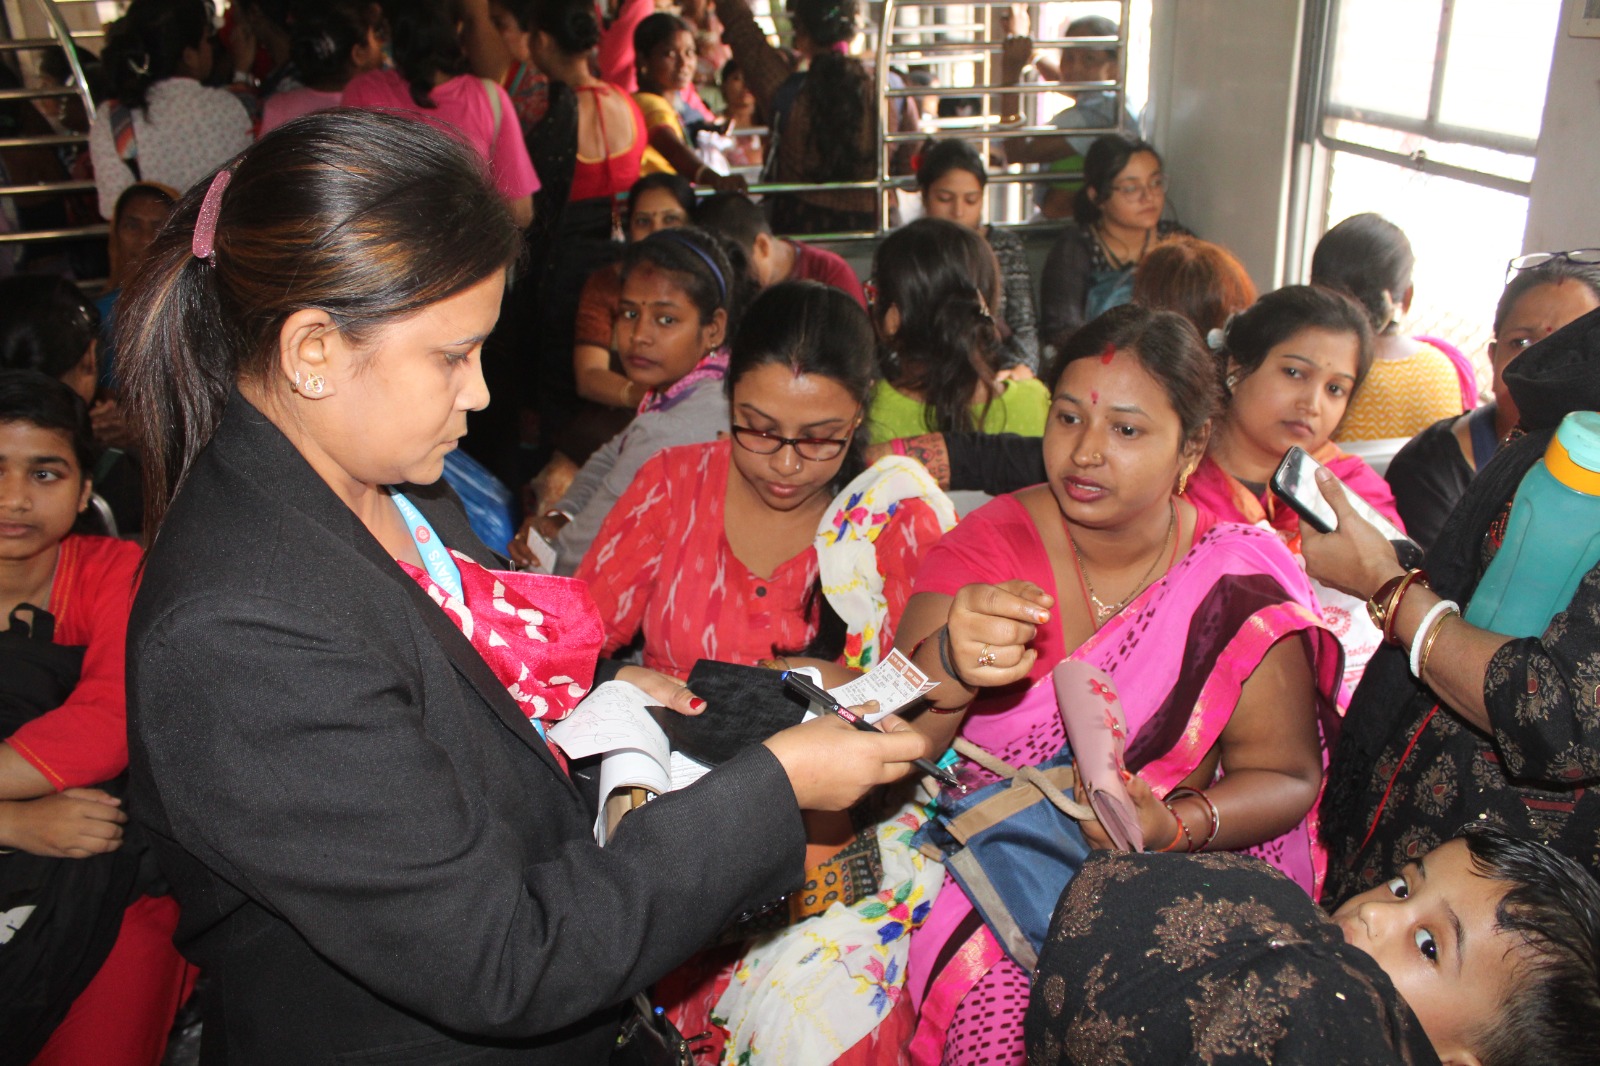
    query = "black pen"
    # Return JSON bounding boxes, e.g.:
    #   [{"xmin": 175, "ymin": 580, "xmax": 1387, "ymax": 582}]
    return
[{"xmin": 780, "ymin": 670, "xmax": 963, "ymax": 790}]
